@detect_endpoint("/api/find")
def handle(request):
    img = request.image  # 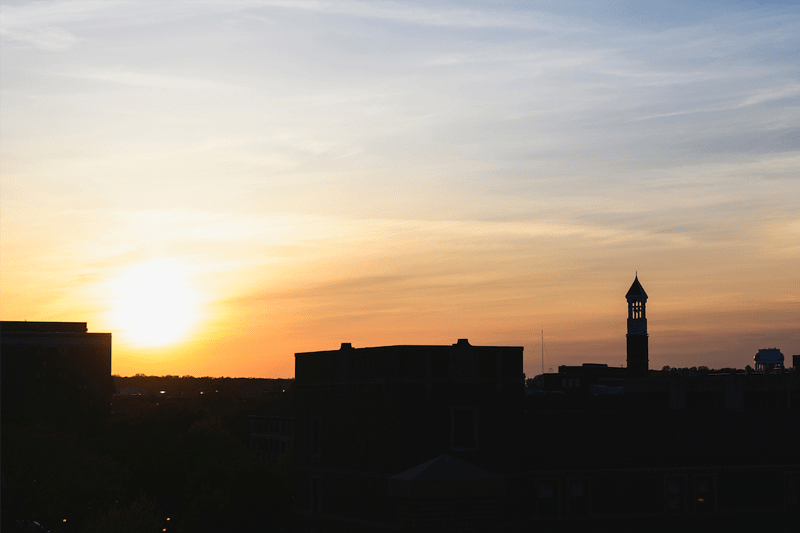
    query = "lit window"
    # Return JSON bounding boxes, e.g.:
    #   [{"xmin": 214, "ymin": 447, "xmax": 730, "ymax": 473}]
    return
[{"xmin": 694, "ymin": 476, "xmax": 715, "ymax": 512}]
